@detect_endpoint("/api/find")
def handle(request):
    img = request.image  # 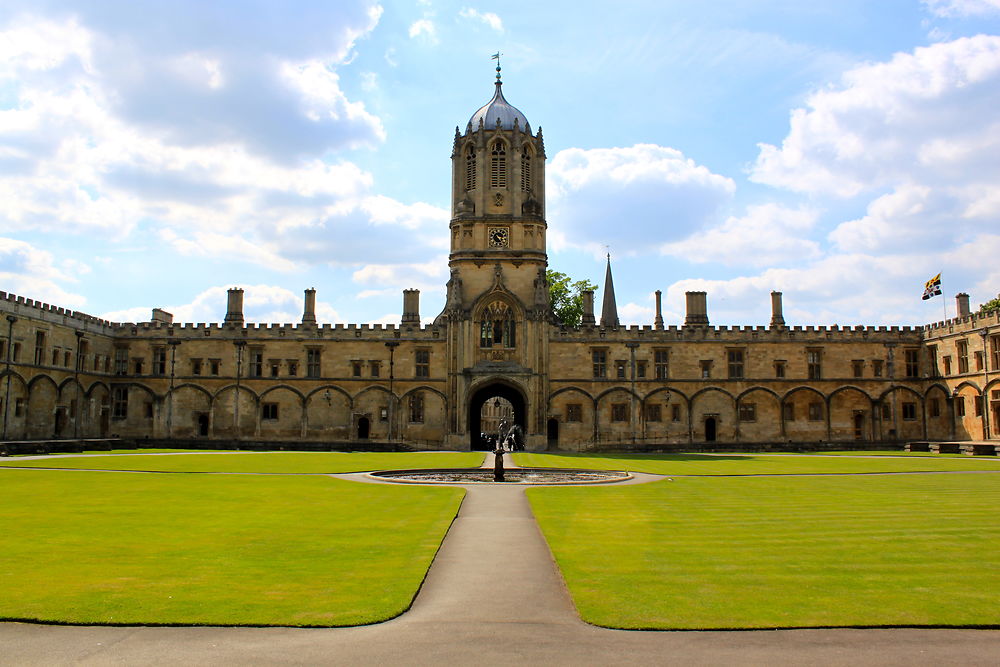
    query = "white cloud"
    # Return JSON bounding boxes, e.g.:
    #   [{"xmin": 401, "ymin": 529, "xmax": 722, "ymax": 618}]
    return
[
  {"xmin": 547, "ymin": 144, "xmax": 735, "ymax": 254},
  {"xmin": 409, "ymin": 19, "xmax": 438, "ymax": 43},
  {"xmin": 352, "ymin": 258, "xmax": 449, "ymax": 291},
  {"xmin": 746, "ymin": 36, "xmax": 1000, "ymax": 322},
  {"xmin": 659, "ymin": 243, "xmax": 999, "ymax": 327},
  {"xmin": 618, "ymin": 301, "xmax": 654, "ymax": 326},
  {"xmin": 827, "ymin": 185, "xmax": 979, "ymax": 254},
  {"xmin": 158, "ymin": 229, "xmax": 298, "ymax": 273},
  {"xmin": 459, "ymin": 8, "xmax": 504, "ymax": 32},
  {"xmin": 0, "ymin": 7, "xmax": 448, "ymax": 278},
  {"xmin": 0, "ymin": 16, "xmax": 93, "ymax": 77},
  {"xmin": 662, "ymin": 204, "xmax": 821, "ymax": 267},
  {"xmin": 923, "ymin": 0, "xmax": 1000, "ymax": 17},
  {"xmin": 101, "ymin": 284, "xmax": 341, "ymax": 325},
  {"xmin": 0, "ymin": 238, "xmax": 87, "ymax": 307},
  {"xmin": 751, "ymin": 35, "xmax": 1000, "ymax": 197}
]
